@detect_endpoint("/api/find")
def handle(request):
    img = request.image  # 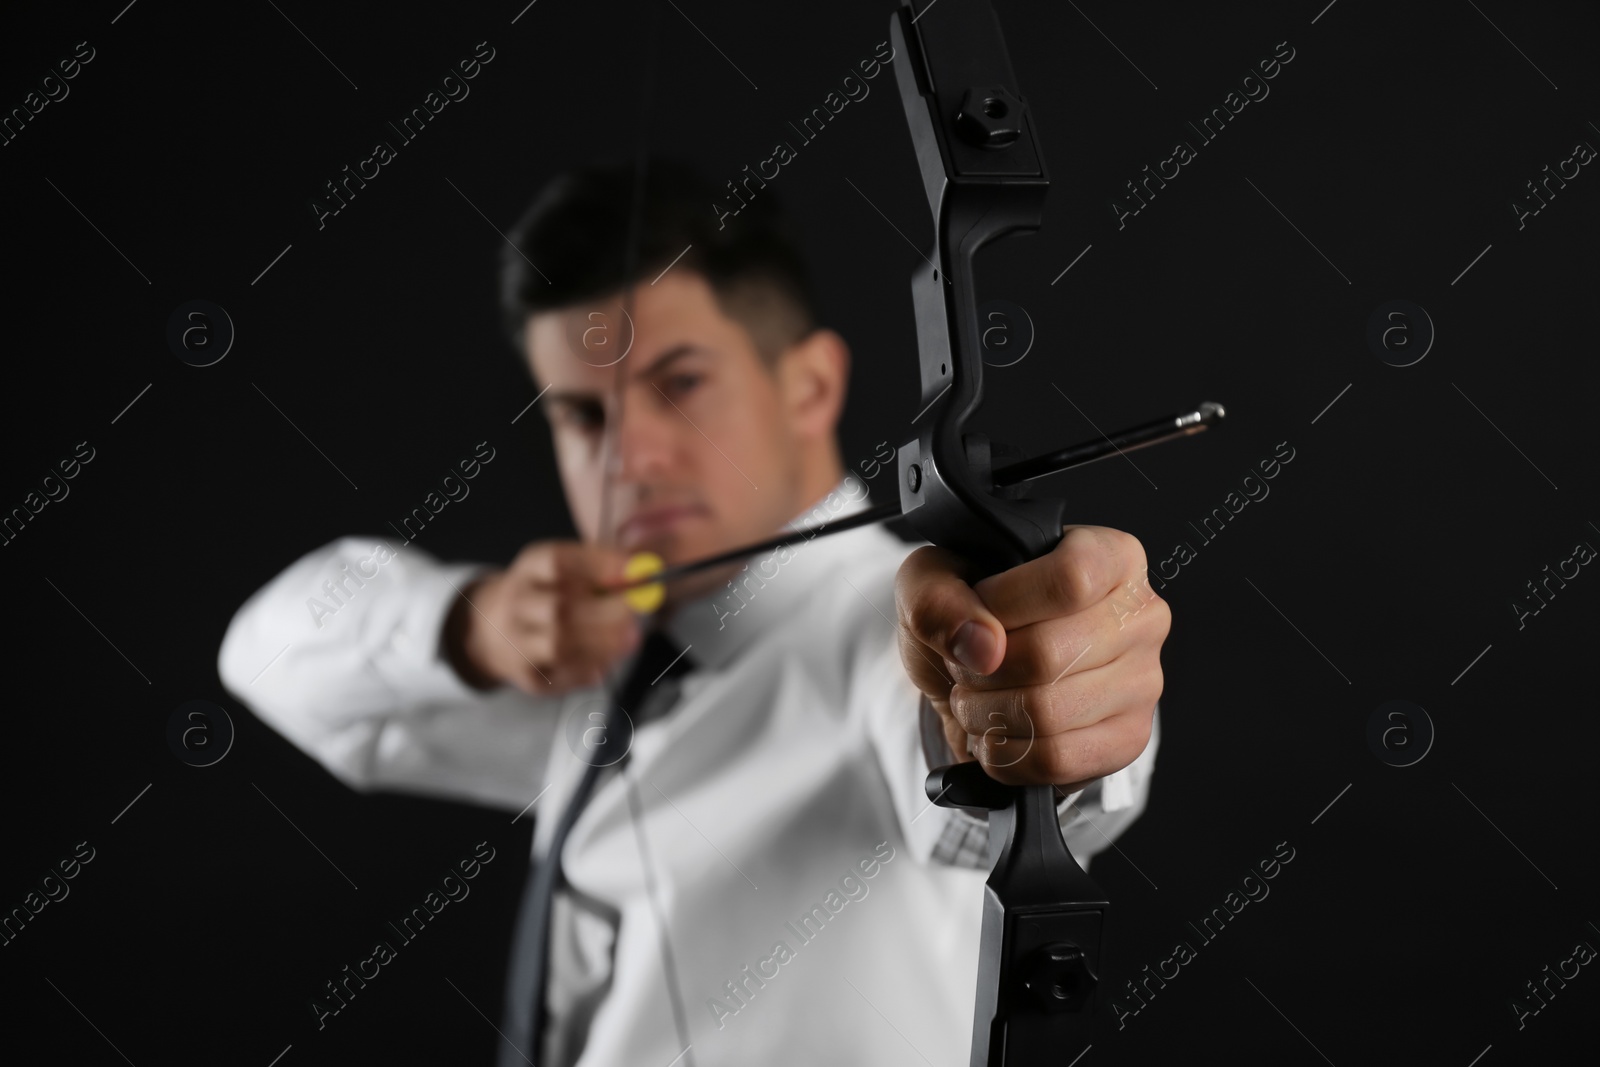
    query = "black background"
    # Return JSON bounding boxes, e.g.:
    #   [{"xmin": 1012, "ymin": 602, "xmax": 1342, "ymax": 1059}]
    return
[{"xmin": 2, "ymin": 1, "xmax": 1596, "ymax": 1064}]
